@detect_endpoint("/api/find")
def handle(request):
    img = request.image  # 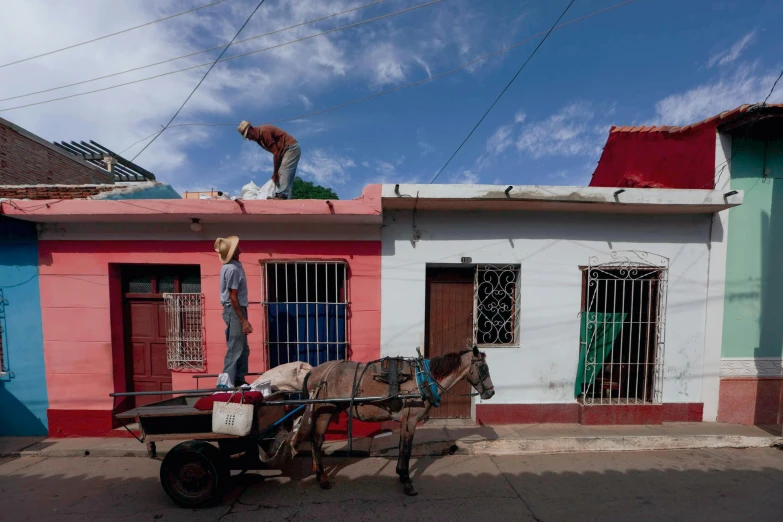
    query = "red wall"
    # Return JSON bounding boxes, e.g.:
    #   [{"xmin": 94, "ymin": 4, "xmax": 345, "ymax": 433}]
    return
[
  {"xmin": 38, "ymin": 240, "xmax": 381, "ymax": 437},
  {"xmin": 590, "ymin": 125, "xmax": 717, "ymax": 189}
]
